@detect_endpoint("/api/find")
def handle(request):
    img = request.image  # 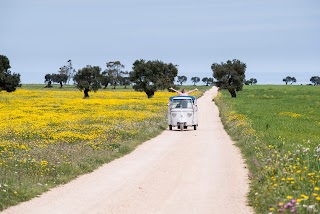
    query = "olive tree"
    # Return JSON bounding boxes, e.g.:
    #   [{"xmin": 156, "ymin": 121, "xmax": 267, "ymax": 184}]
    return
[
  {"xmin": 245, "ymin": 78, "xmax": 257, "ymax": 85},
  {"xmin": 191, "ymin": 77, "xmax": 200, "ymax": 86},
  {"xmin": 44, "ymin": 73, "xmax": 68, "ymax": 88},
  {"xmin": 130, "ymin": 59, "xmax": 178, "ymax": 98},
  {"xmin": 73, "ymin": 65, "xmax": 102, "ymax": 98},
  {"xmin": 44, "ymin": 74, "xmax": 53, "ymax": 88},
  {"xmin": 310, "ymin": 76, "xmax": 320, "ymax": 86},
  {"xmin": 0, "ymin": 55, "xmax": 21, "ymax": 92},
  {"xmin": 283, "ymin": 76, "xmax": 297, "ymax": 85},
  {"xmin": 53, "ymin": 74, "xmax": 68, "ymax": 88},
  {"xmin": 202, "ymin": 77, "xmax": 213, "ymax": 86},
  {"xmin": 211, "ymin": 59, "xmax": 246, "ymax": 98},
  {"xmin": 177, "ymin": 75, "xmax": 187, "ymax": 85}
]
